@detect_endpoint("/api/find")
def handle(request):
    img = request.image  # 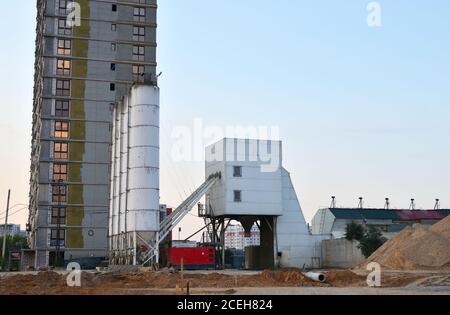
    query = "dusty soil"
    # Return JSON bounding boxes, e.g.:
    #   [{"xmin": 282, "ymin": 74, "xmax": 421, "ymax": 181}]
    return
[
  {"xmin": 0, "ymin": 269, "xmax": 367, "ymax": 295},
  {"xmin": 324, "ymin": 270, "xmax": 366, "ymax": 287},
  {"xmin": 1, "ymin": 268, "xmax": 449, "ymax": 295}
]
